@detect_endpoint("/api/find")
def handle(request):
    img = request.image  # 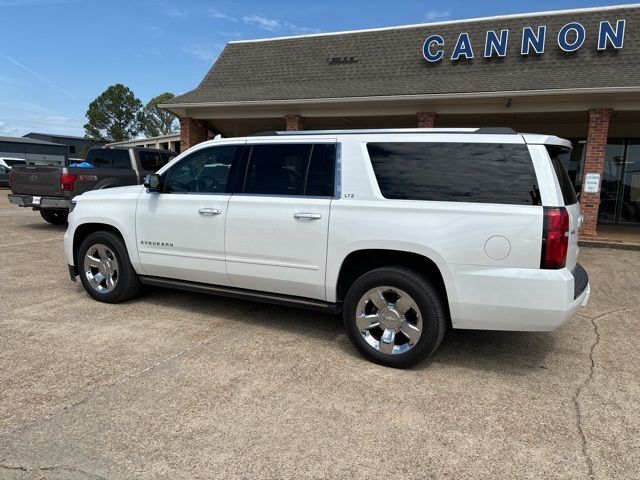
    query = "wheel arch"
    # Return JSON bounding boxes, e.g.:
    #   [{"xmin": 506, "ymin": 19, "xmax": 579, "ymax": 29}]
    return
[
  {"xmin": 72, "ymin": 222, "xmax": 127, "ymax": 266},
  {"xmin": 334, "ymin": 249, "xmax": 454, "ymax": 319}
]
